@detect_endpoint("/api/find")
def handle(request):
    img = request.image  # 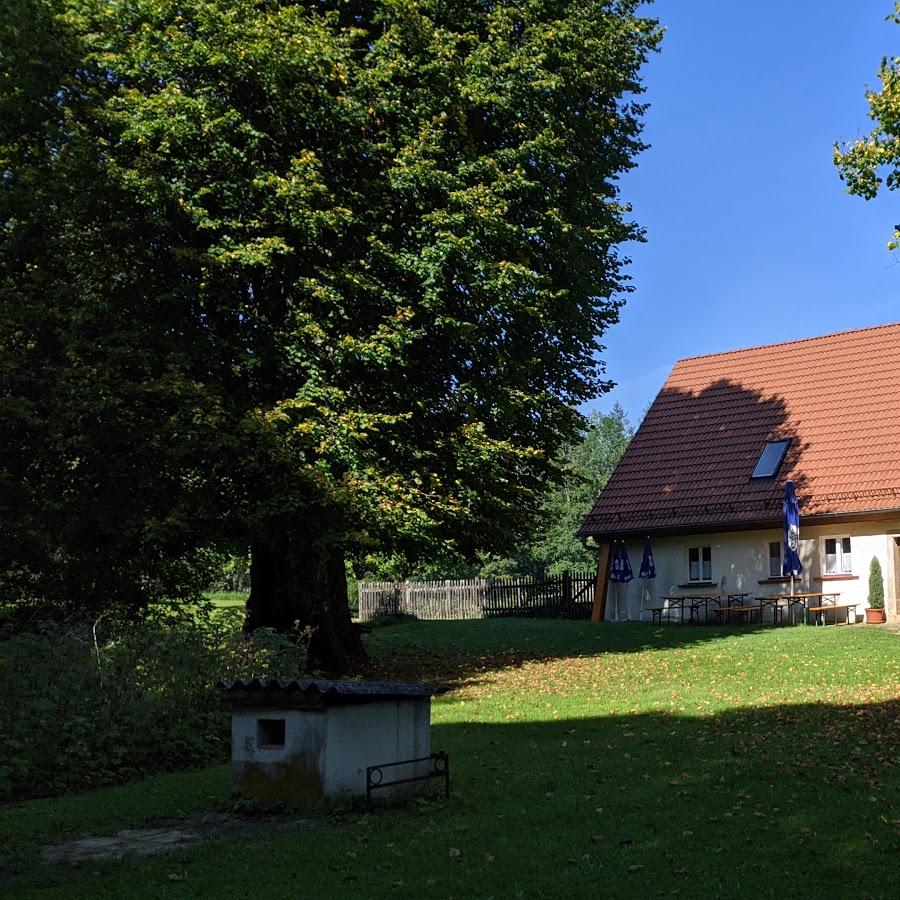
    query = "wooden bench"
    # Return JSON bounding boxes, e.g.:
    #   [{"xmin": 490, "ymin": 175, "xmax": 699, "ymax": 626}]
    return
[
  {"xmin": 712, "ymin": 604, "xmax": 762, "ymax": 625},
  {"xmin": 807, "ymin": 603, "xmax": 858, "ymax": 626},
  {"xmin": 648, "ymin": 605, "xmax": 688, "ymax": 625}
]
